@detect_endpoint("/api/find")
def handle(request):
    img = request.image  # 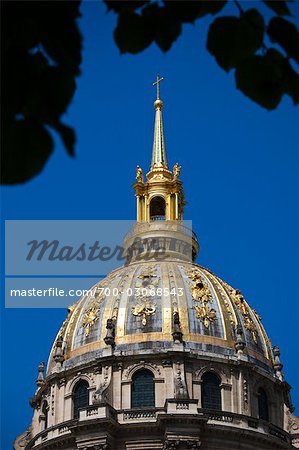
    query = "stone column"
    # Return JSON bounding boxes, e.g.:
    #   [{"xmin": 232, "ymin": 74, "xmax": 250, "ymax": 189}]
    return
[
  {"xmin": 162, "ymin": 360, "xmax": 173, "ymax": 399},
  {"xmin": 175, "ymin": 193, "xmax": 179, "ymax": 220},
  {"xmin": 221, "ymin": 383, "xmax": 233, "ymax": 412},
  {"xmin": 136, "ymin": 196, "xmax": 140, "ymax": 222},
  {"xmin": 113, "ymin": 363, "xmax": 122, "ymax": 410},
  {"xmin": 144, "ymin": 195, "xmax": 149, "ymax": 221},
  {"xmin": 57, "ymin": 378, "xmax": 66, "ymax": 423},
  {"xmin": 122, "ymin": 381, "xmax": 131, "ymax": 409}
]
